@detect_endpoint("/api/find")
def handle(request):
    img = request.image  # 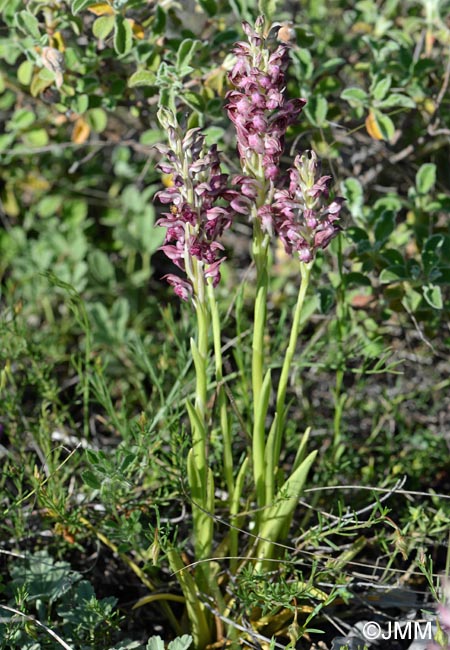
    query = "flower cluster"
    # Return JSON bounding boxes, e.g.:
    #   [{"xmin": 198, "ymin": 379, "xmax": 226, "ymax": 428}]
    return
[
  {"xmin": 272, "ymin": 151, "xmax": 344, "ymax": 262},
  {"xmin": 156, "ymin": 18, "xmax": 344, "ymax": 300},
  {"xmin": 155, "ymin": 121, "xmax": 236, "ymax": 301},
  {"xmin": 225, "ymin": 17, "xmax": 344, "ymax": 262},
  {"xmin": 226, "ymin": 17, "xmax": 305, "ymax": 181}
]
